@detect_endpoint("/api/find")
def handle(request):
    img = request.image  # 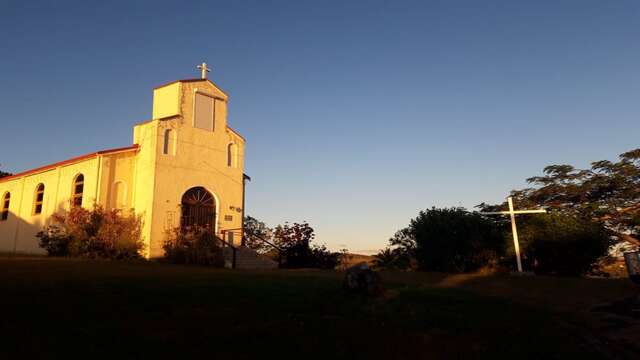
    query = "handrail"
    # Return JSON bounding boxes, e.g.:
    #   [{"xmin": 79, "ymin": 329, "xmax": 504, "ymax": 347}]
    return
[
  {"xmin": 244, "ymin": 233, "xmax": 283, "ymax": 267},
  {"xmin": 216, "ymin": 235, "xmax": 236, "ymax": 249},
  {"xmin": 214, "ymin": 235, "xmax": 237, "ymax": 269},
  {"xmin": 221, "ymin": 228, "xmax": 282, "ymax": 251},
  {"xmin": 249, "ymin": 233, "xmax": 283, "ymax": 252},
  {"xmin": 220, "ymin": 228, "xmax": 283, "ymax": 267}
]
